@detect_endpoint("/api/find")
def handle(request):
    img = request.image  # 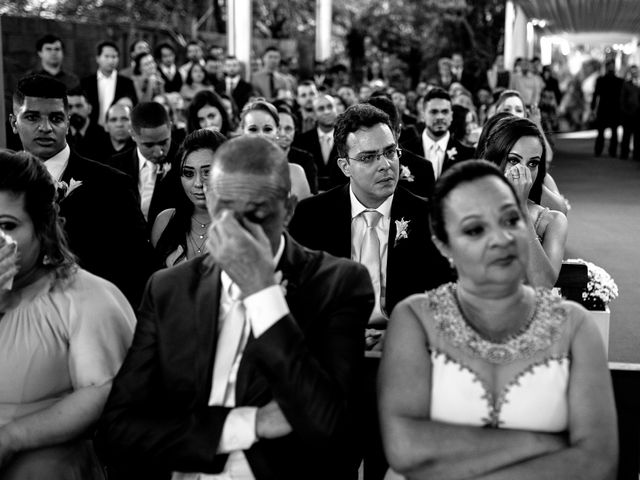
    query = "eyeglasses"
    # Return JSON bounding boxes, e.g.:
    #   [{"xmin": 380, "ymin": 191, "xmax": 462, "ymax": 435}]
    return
[{"xmin": 347, "ymin": 146, "xmax": 402, "ymax": 165}]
